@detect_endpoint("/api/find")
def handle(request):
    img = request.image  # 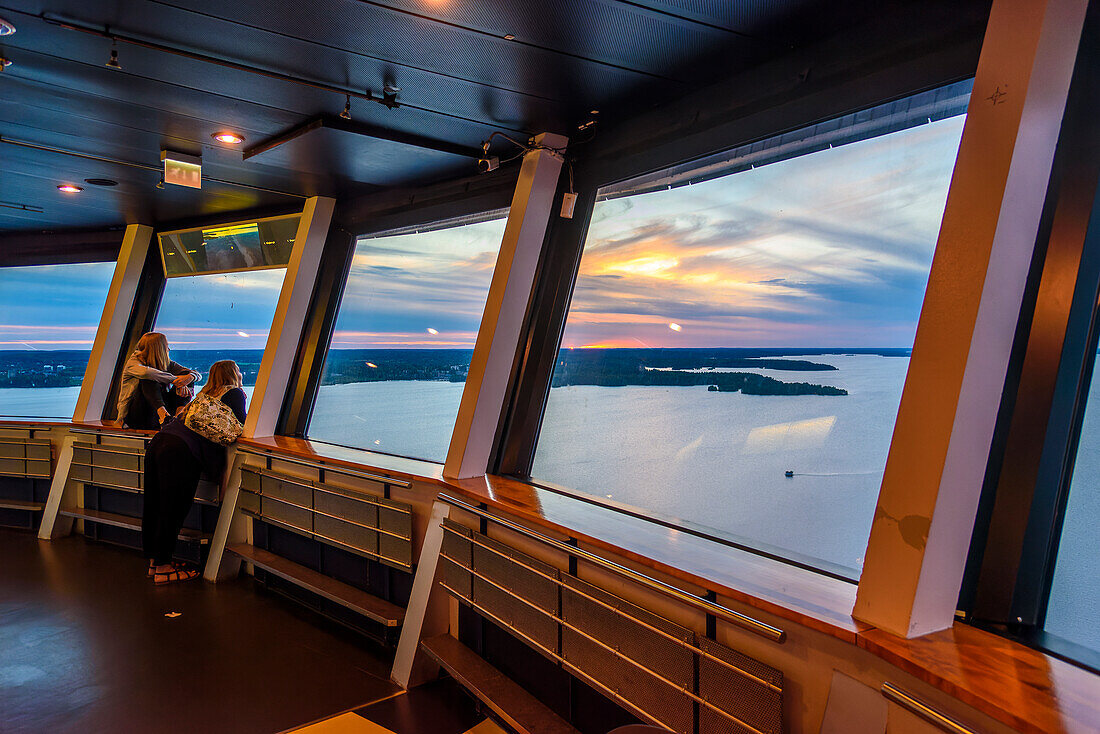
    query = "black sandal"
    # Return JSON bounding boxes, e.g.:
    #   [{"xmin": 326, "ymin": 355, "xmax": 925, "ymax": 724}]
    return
[{"xmin": 154, "ymin": 563, "xmax": 200, "ymax": 585}]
